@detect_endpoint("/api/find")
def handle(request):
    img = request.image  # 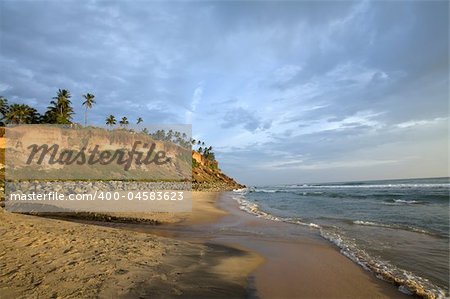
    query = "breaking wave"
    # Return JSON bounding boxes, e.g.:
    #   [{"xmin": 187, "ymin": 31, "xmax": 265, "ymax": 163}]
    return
[
  {"xmin": 321, "ymin": 229, "xmax": 447, "ymax": 299},
  {"xmin": 352, "ymin": 220, "xmax": 436, "ymax": 236},
  {"xmin": 232, "ymin": 190, "xmax": 320, "ymax": 229}
]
